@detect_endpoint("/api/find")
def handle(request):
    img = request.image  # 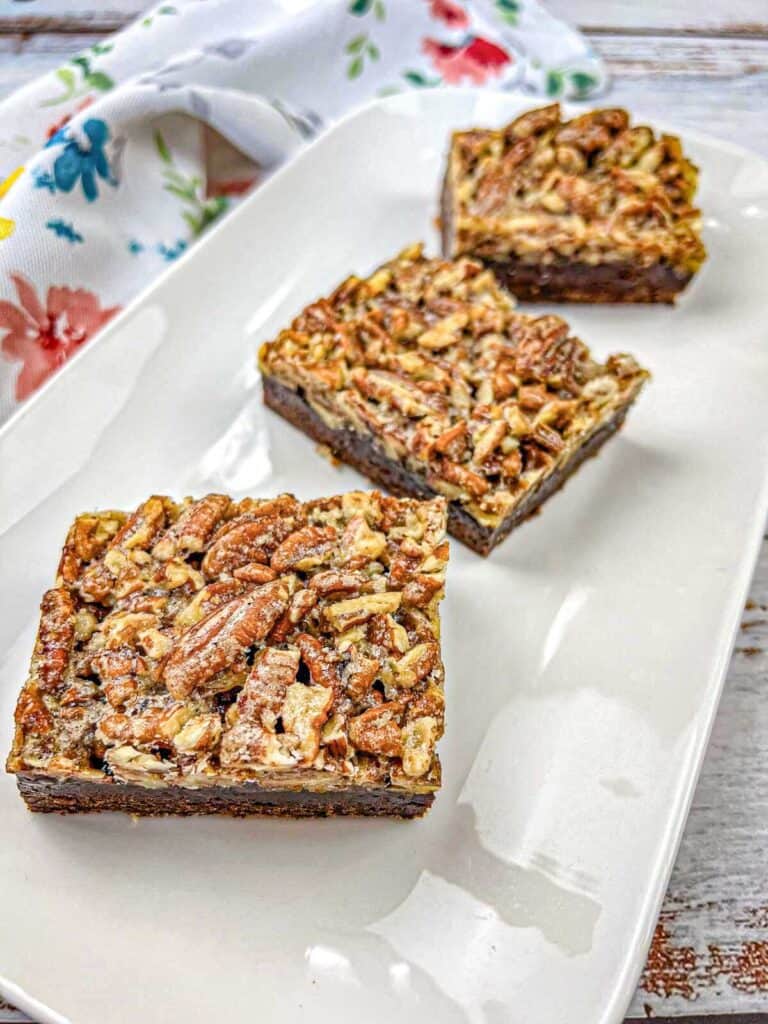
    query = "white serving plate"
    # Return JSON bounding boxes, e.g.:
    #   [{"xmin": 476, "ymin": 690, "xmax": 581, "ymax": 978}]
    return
[{"xmin": 2, "ymin": 90, "xmax": 768, "ymax": 1024}]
